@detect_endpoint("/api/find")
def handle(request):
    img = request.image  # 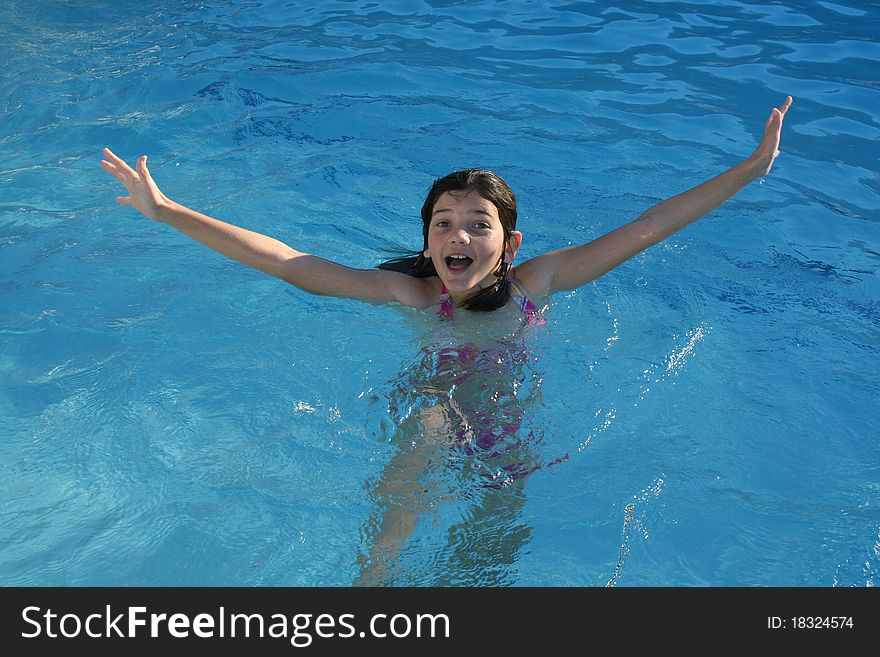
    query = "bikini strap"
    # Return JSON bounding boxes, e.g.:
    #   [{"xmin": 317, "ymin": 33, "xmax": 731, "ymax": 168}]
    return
[
  {"xmin": 509, "ymin": 279, "xmax": 547, "ymax": 326},
  {"xmin": 439, "ymin": 284, "xmax": 455, "ymax": 319}
]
